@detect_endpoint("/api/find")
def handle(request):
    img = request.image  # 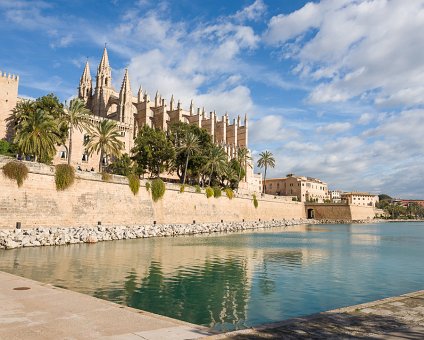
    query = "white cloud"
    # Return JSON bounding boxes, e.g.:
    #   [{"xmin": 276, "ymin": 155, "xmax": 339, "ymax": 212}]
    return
[
  {"xmin": 316, "ymin": 122, "xmax": 352, "ymax": 134},
  {"xmin": 264, "ymin": 0, "xmax": 424, "ymax": 107},
  {"xmin": 233, "ymin": 0, "xmax": 267, "ymax": 22}
]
